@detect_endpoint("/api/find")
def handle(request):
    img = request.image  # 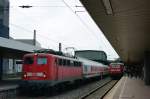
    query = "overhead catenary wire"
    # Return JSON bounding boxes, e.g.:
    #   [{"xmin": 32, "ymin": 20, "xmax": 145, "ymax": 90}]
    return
[
  {"xmin": 73, "ymin": 0, "xmax": 118, "ymax": 52},
  {"xmin": 62, "ymin": 0, "xmax": 107, "ymax": 50},
  {"xmin": 10, "ymin": 0, "xmax": 109, "ymax": 50}
]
